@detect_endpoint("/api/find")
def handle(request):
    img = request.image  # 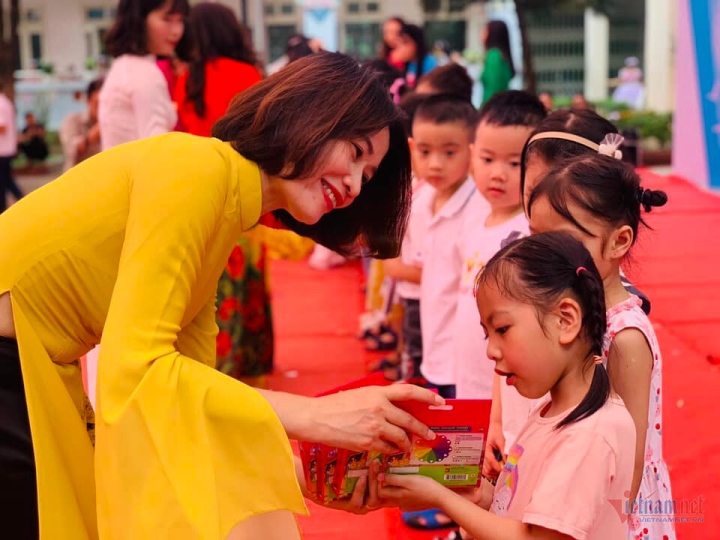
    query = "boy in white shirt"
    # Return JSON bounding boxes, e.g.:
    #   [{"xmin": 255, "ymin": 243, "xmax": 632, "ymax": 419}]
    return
[
  {"xmin": 0, "ymin": 81, "xmax": 23, "ymax": 213},
  {"xmin": 446, "ymin": 90, "xmax": 547, "ymax": 540},
  {"xmin": 413, "ymin": 94, "xmax": 477, "ymax": 399}
]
